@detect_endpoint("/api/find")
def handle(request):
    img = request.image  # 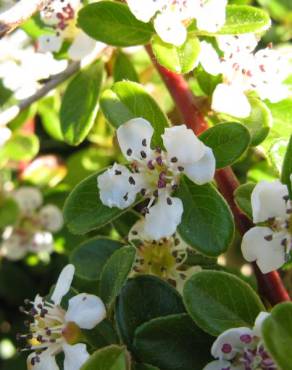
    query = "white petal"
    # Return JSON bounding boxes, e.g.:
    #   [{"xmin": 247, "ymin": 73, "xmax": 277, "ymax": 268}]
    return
[
  {"xmin": 65, "ymin": 293, "xmax": 106, "ymax": 329},
  {"xmin": 154, "ymin": 11, "xmax": 187, "ymax": 46},
  {"xmin": 162, "ymin": 125, "xmax": 205, "ymax": 164},
  {"xmin": 200, "ymin": 41, "xmax": 222, "ymax": 76},
  {"xmin": 13, "ymin": 187, "xmax": 43, "ymax": 214},
  {"xmin": 39, "ymin": 205, "xmax": 63, "ymax": 232},
  {"xmin": 38, "ymin": 34, "xmax": 63, "ymax": 53},
  {"xmin": 117, "ymin": 118, "xmax": 154, "ymax": 161},
  {"xmin": 251, "ymin": 180, "xmax": 288, "ymax": 223},
  {"xmin": 0, "ymin": 126, "xmax": 11, "ymax": 147},
  {"xmin": 211, "ymin": 83, "xmax": 251, "ymax": 118},
  {"xmin": 63, "ymin": 343, "xmax": 89, "ymax": 370},
  {"xmin": 27, "ymin": 350, "xmax": 59, "ymax": 370},
  {"xmin": 183, "ymin": 146, "xmax": 215, "ymax": 185},
  {"xmin": 253, "ymin": 311, "xmax": 270, "ymax": 337},
  {"xmin": 203, "ymin": 360, "xmax": 232, "ymax": 370},
  {"xmin": 196, "ymin": 0, "xmax": 227, "ymax": 33},
  {"xmin": 144, "ymin": 193, "xmax": 183, "ymax": 240},
  {"xmin": 211, "ymin": 327, "xmax": 254, "ymax": 360},
  {"xmin": 97, "ymin": 164, "xmax": 143, "ymax": 209},
  {"xmin": 51, "ymin": 264, "xmax": 75, "ymax": 305},
  {"xmin": 126, "ymin": 0, "xmax": 165, "ymax": 23},
  {"xmin": 241, "ymin": 227, "xmax": 286, "ymax": 274},
  {"xmin": 1, "ymin": 232, "xmax": 27, "ymax": 261},
  {"xmin": 68, "ymin": 31, "xmax": 97, "ymax": 61}
]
